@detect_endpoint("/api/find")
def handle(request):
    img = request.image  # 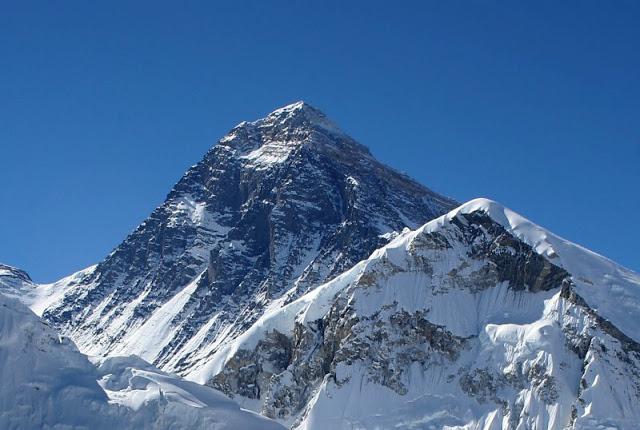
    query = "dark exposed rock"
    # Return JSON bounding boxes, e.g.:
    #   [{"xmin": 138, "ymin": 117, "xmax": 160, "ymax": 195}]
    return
[
  {"xmin": 459, "ymin": 368, "xmax": 503, "ymax": 403},
  {"xmin": 451, "ymin": 212, "xmax": 571, "ymax": 293},
  {"xmin": 211, "ymin": 330, "xmax": 293, "ymax": 400},
  {"xmin": 561, "ymin": 282, "xmax": 640, "ymax": 356}
]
